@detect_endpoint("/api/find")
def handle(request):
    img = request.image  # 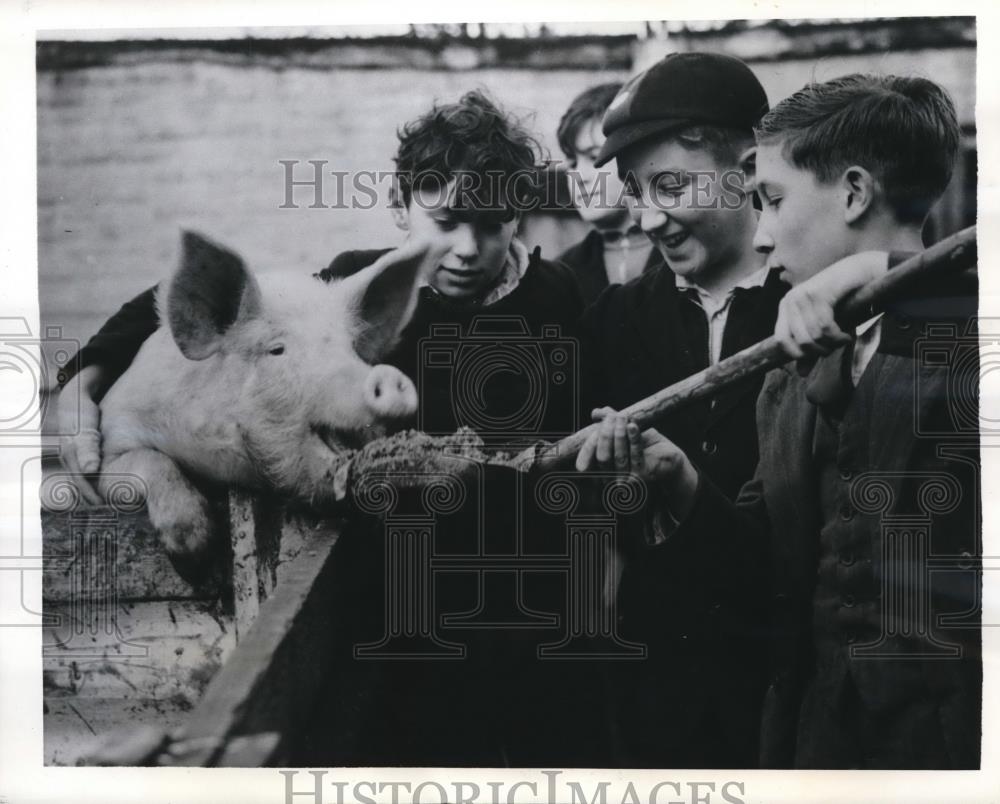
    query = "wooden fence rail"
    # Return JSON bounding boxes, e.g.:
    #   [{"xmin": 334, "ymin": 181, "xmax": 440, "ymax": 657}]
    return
[{"xmin": 42, "ymin": 488, "xmax": 343, "ymax": 767}]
